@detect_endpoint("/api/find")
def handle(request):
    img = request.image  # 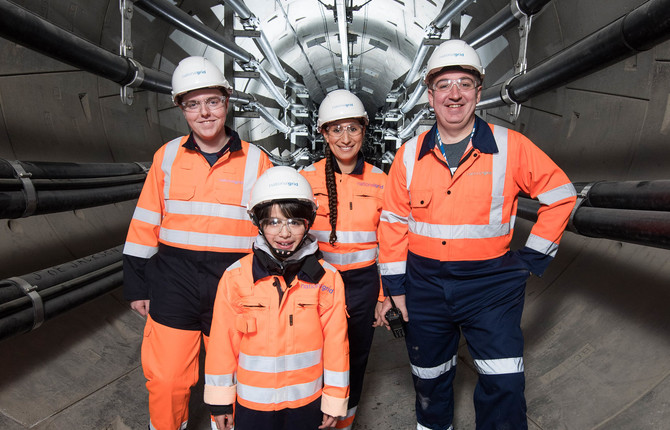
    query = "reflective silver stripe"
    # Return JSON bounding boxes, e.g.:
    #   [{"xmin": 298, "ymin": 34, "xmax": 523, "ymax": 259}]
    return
[
  {"xmin": 371, "ymin": 165, "xmax": 384, "ymax": 174},
  {"xmin": 226, "ymin": 260, "xmax": 242, "ymax": 272},
  {"xmin": 403, "ymin": 135, "xmax": 420, "ymax": 190},
  {"xmin": 165, "ymin": 200, "xmax": 249, "ymax": 220},
  {"xmin": 473, "ymin": 357, "xmax": 524, "ymax": 375},
  {"xmin": 409, "ymin": 216, "xmax": 511, "ymax": 240},
  {"xmin": 241, "ymin": 144, "xmax": 262, "ymax": 207},
  {"xmin": 379, "ymin": 260, "xmax": 406, "ymax": 276},
  {"xmin": 239, "ymin": 349, "xmax": 322, "ymax": 373},
  {"xmin": 410, "ymin": 354, "xmax": 457, "ymax": 379},
  {"xmin": 132, "ymin": 207, "xmax": 161, "ymax": 225},
  {"xmin": 321, "ymin": 248, "xmax": 378, "ymax": 266},
  {"xmin": 418, "ymin": 423, "xmax": 452, "ymax": 430},
  {"xmin": 237, "ymin": 375, "xmax": 323, "ymax": 404},
  {"xmin": 205, "ymin": 373, "xmax": 235, "ymax": 387},
  {"xmin": 302, "ymin": 164, "xmax": 316, "ymax": 172},
  {"xmin": 159, "ymin": 228, "xmax": 254, "ymax": 250},
  {"xmin": 324, "ymin": 368, "xmax": 349, "ymax": 388},
  {"xmin": 321, "ymin": 260, "xmax": 337, "ymax": 273},
  {"xmin": 526, "ymin": 234, "xmax": 559, "ymax": 257},
  {"xmin": 343, "ymin": 406, "xmax": 357, "ymax": 419},
  {"xmin": 161, "ymin": 137, "xmax": 182, "ymax": 200},
  {"xmin": 490, "ymin": 125, "xmax": 508, "ymax": 225},
  {"xmin": 538, "ymin": 183, "xmax": 577, "ymax": 205},
  {"xmin": 123, "ymin": 242, "xmax": 158, "ymax": 258},
  {"xmin": 381, "ymin": 209, "xmax": 408, "ymax": 224},
  {"xmin": 311, "ymin": 229, "xmax": 377, "ymax": 244}
]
